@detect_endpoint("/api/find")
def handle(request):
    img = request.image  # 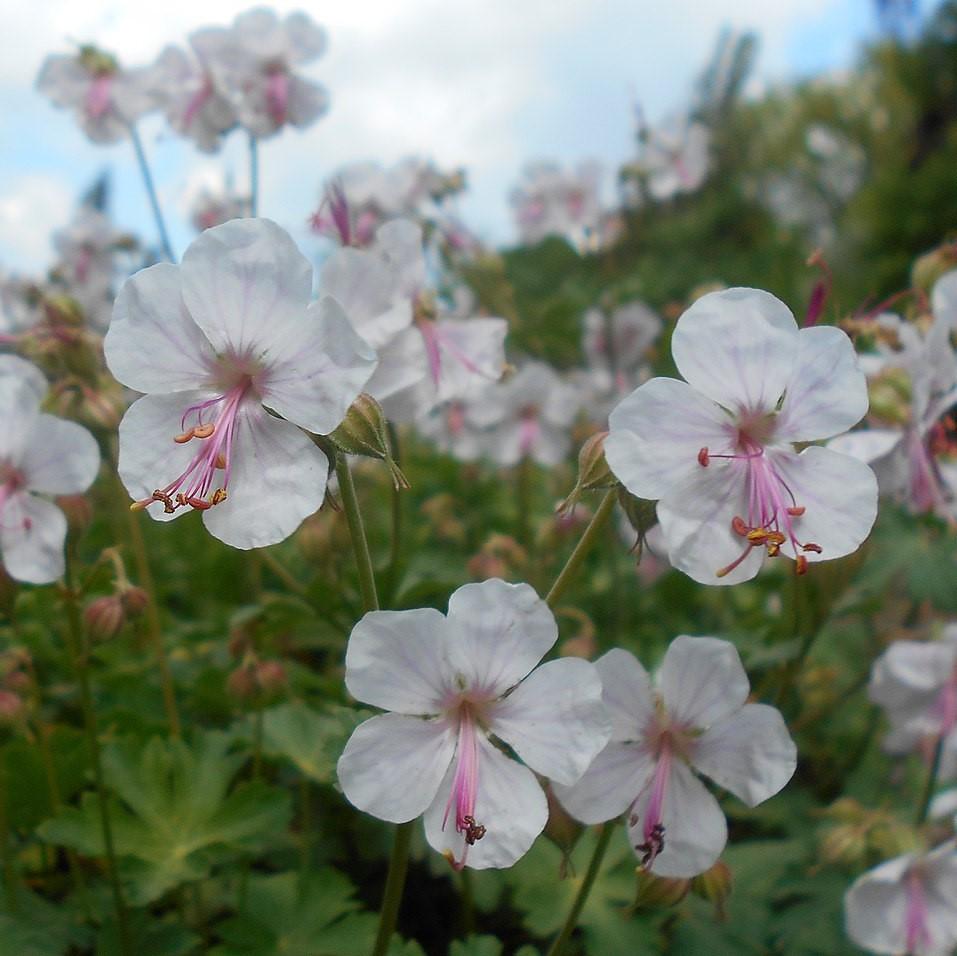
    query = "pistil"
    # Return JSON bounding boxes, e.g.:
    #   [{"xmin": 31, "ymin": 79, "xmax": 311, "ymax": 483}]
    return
[{"xmin": 442, "ymin": 705, "xmax": 486, "ymax": 870}]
